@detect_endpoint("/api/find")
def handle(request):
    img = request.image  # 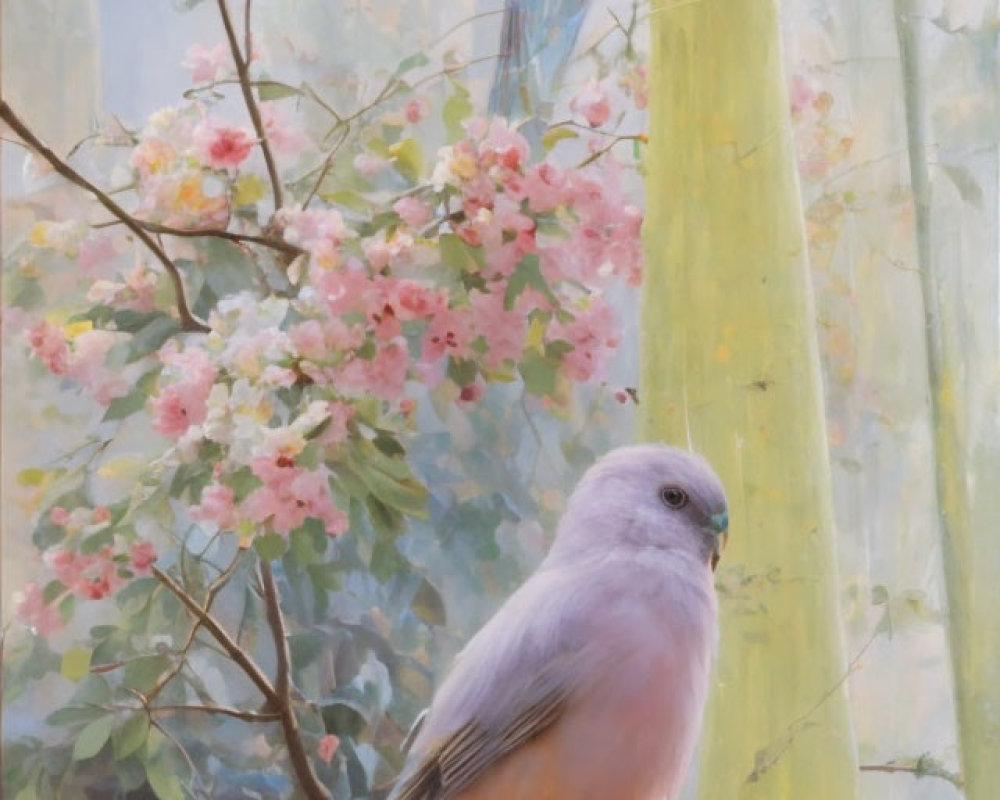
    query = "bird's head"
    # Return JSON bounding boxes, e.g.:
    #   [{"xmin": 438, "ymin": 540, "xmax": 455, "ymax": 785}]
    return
[{"xmin": 551, "ymin": 444, "xmax": 729, "ymax": 572}]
